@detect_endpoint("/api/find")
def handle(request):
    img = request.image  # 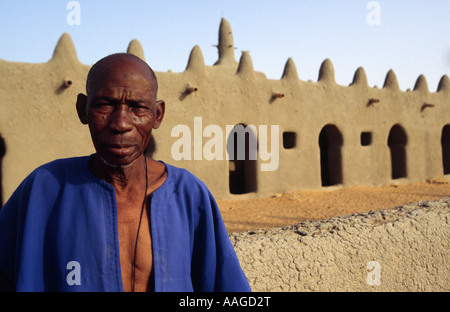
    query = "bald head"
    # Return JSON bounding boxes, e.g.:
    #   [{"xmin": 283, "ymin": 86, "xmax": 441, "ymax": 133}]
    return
[{"xmin": 86, "ymin": 53, "xmax": 158, "ymax": 97}]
